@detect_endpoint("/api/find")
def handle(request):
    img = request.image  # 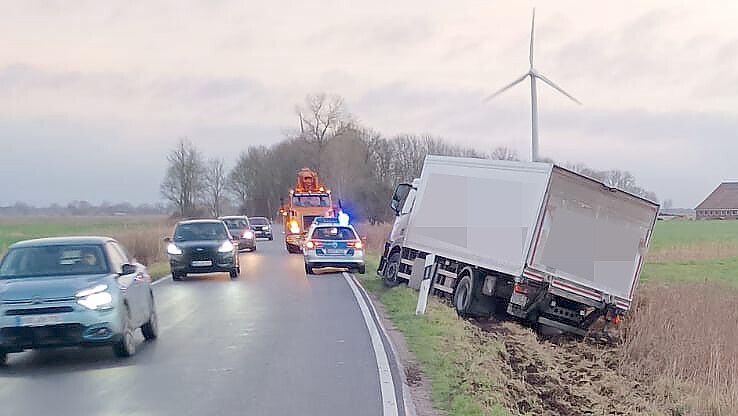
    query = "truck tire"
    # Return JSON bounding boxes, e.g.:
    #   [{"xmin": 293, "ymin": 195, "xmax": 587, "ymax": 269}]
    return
[
  {"xmin": 383, "ymin": 252, "xmax": 401, "ymax": 287},
  {"xmin": 454, "ymin": 271, "xmax": 494, "ymax": 318}
]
